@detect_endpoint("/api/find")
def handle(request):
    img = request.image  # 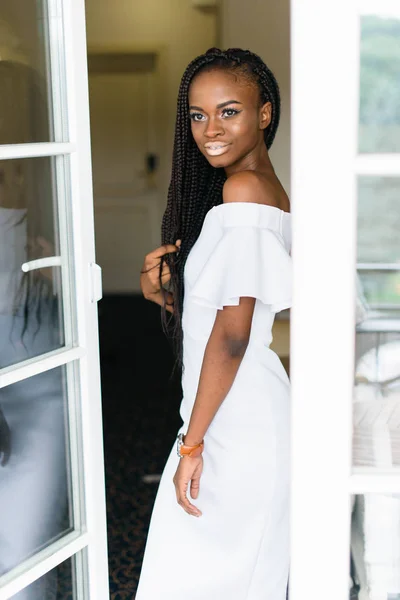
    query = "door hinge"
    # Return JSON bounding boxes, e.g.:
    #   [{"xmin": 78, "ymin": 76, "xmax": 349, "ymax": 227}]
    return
[{"xmin": 90, "ymin": 262, "xmax": 103, "ymax": 303}]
